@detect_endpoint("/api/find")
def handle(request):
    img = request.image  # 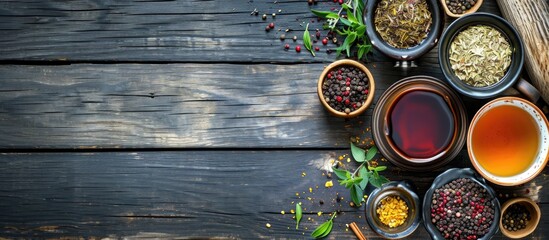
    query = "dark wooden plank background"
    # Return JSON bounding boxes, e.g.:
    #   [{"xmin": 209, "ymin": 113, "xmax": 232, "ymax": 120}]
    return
[{"xmin": 0, "ymin": 0, "xmax": 547, "ymax": 239}]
